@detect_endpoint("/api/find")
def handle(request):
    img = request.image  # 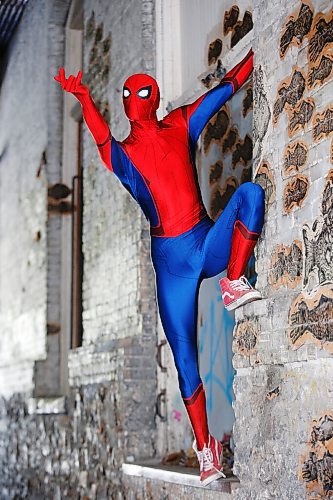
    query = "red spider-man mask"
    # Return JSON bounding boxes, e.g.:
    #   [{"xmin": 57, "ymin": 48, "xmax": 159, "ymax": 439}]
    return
[{"xmin": 122, "ymin": 74, "xmax": 160, "ymax": 122}]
